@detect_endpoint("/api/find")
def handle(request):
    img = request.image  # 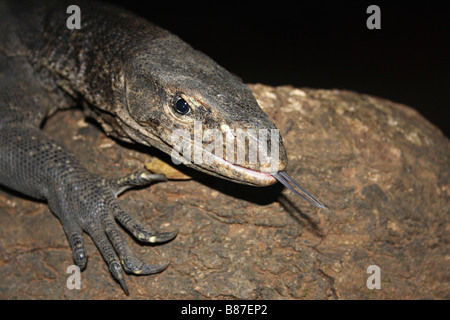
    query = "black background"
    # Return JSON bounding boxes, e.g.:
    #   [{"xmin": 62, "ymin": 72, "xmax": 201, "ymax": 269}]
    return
[{"xmin": 107, "ymin": 1, "xmax": 449, "ymax": 137}]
